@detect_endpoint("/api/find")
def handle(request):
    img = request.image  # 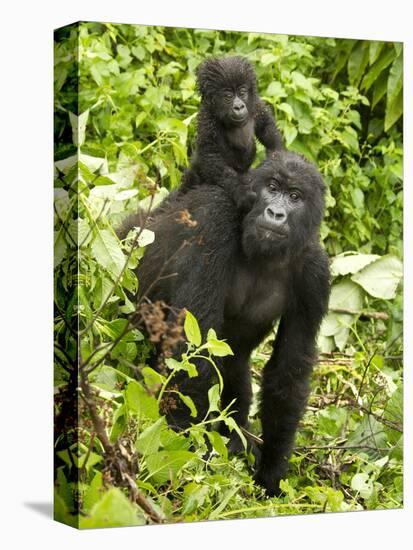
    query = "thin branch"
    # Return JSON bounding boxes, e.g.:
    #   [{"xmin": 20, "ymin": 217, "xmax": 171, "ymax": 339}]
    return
[{"xmin": 330, "ymin": 307, "xmax": 389, "ymax": 321}]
